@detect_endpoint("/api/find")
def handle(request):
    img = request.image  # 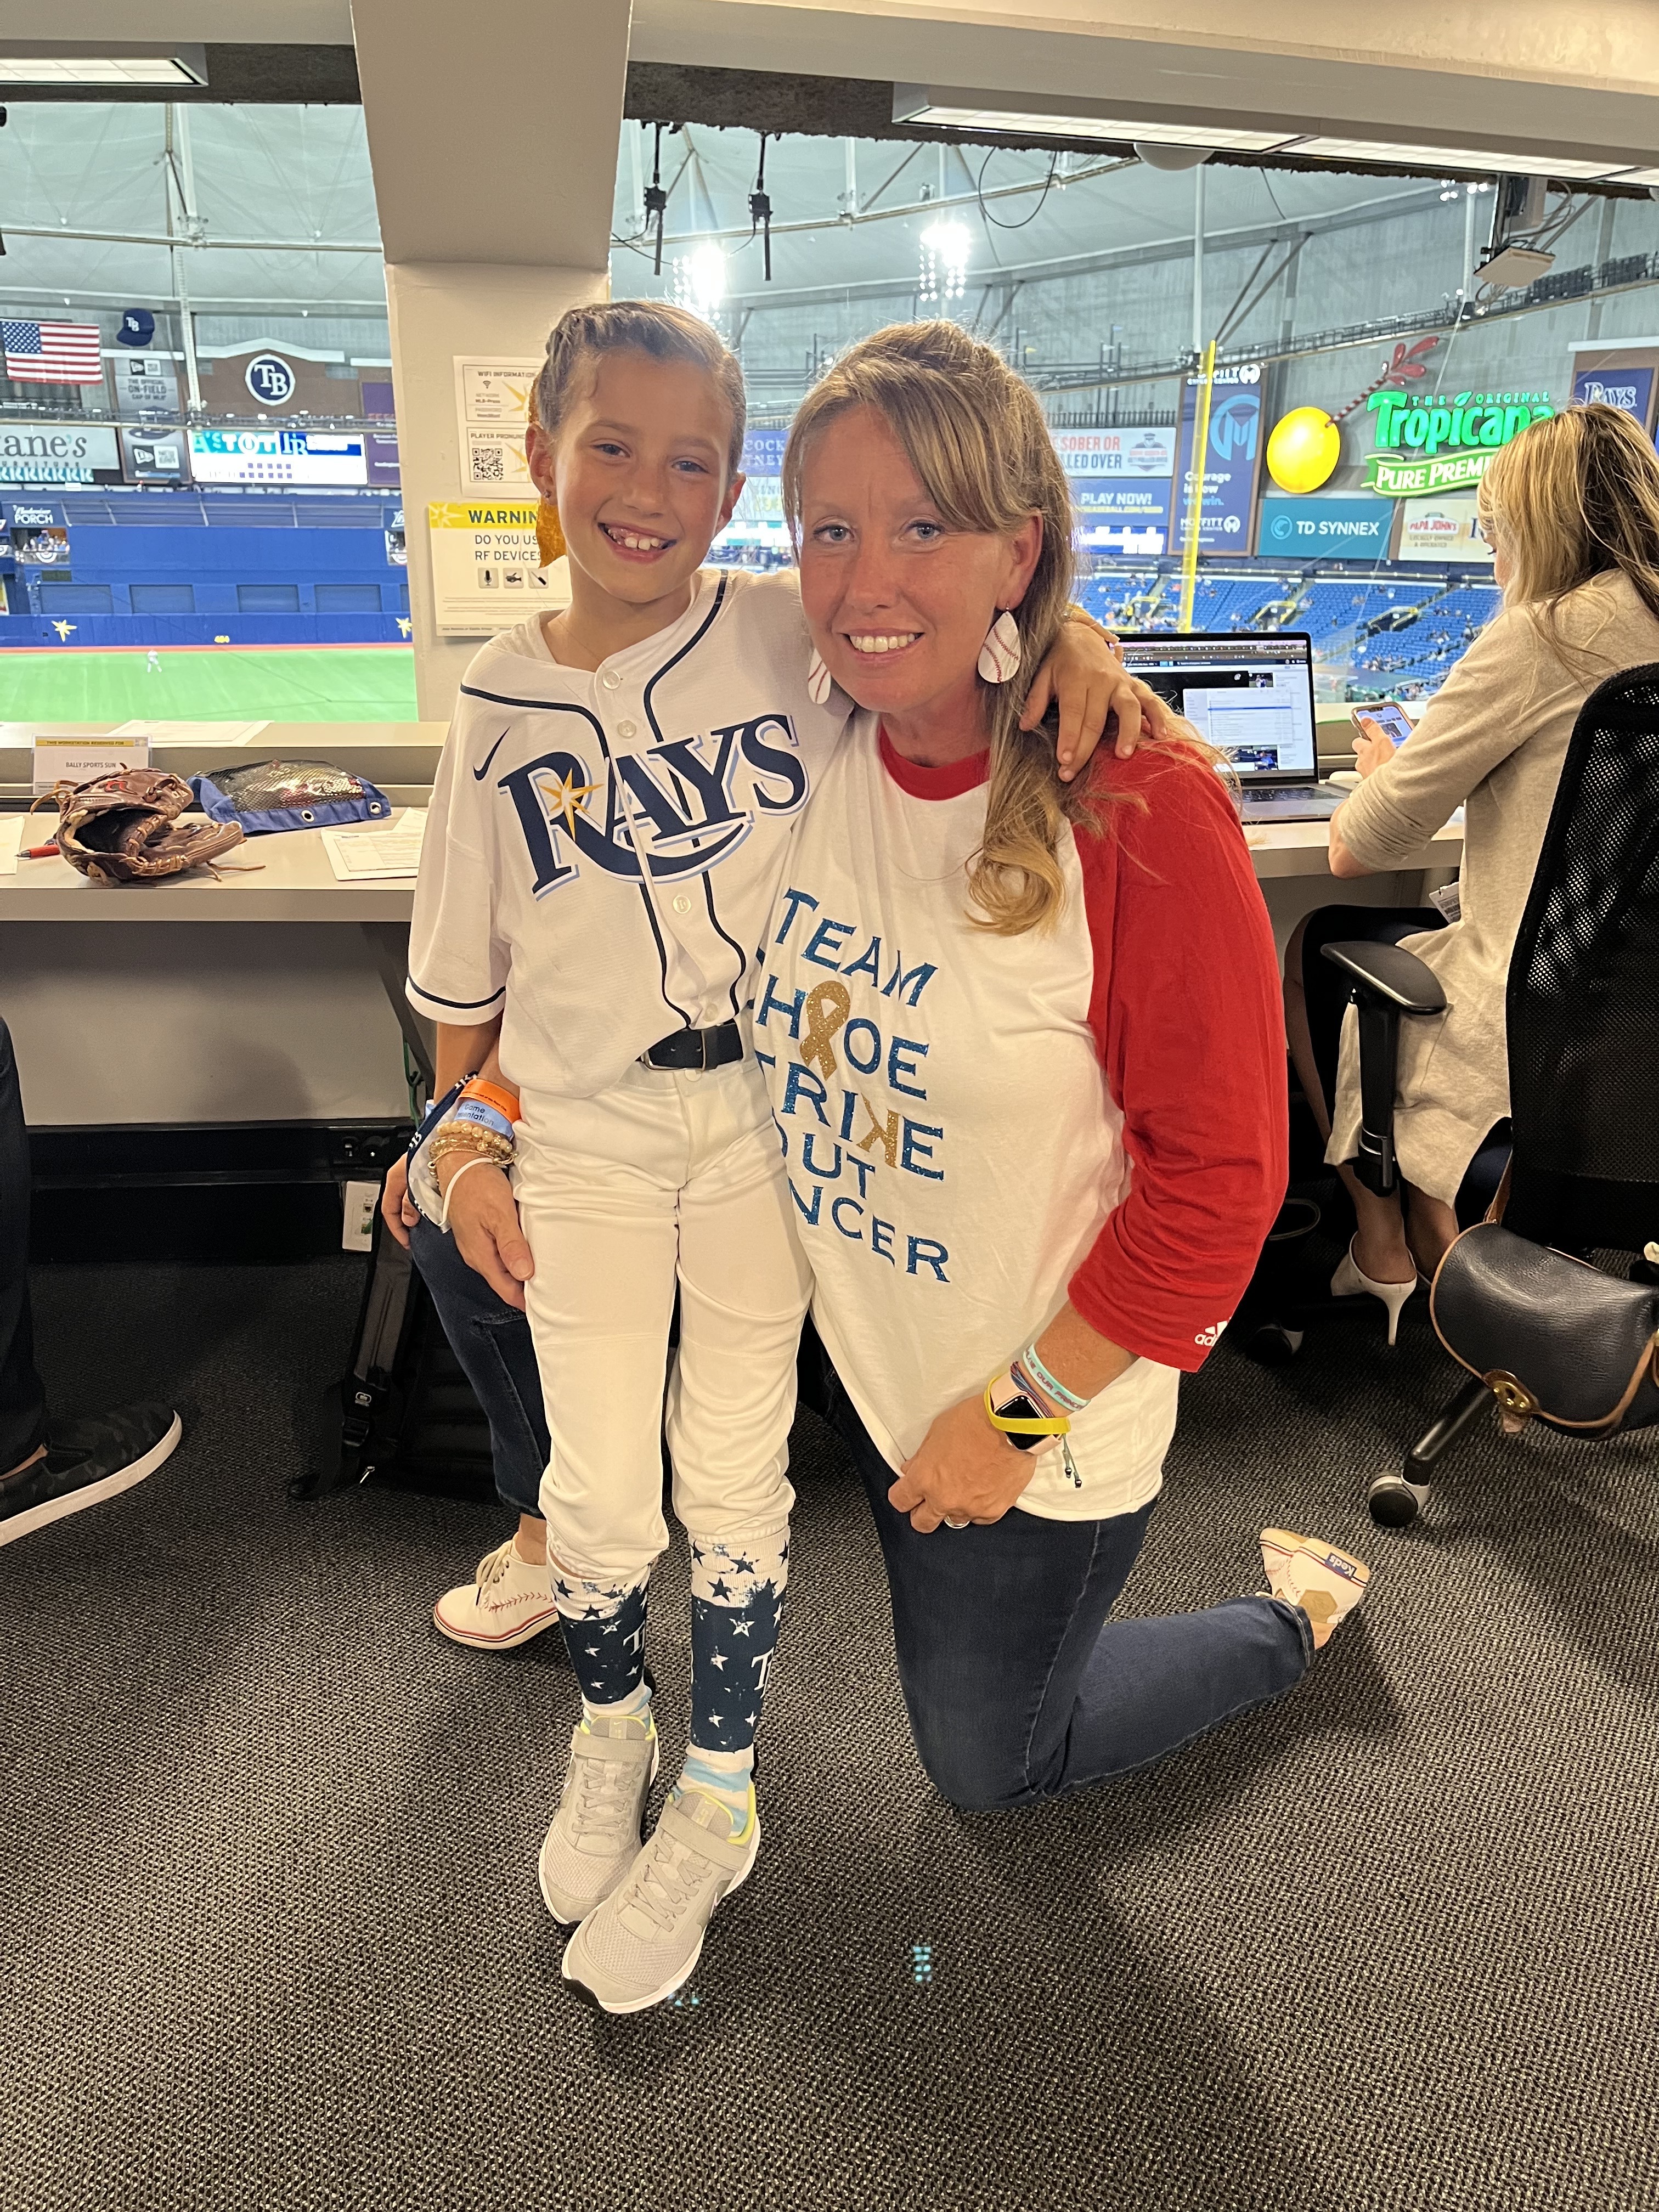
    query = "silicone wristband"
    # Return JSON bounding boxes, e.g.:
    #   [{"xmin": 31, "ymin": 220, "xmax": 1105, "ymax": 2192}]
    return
[
  {"xmin": 453, "ymin": 1098, "xmax": 516, "ymax": 1143},
  {"xmin": 1017, "ymin": 1342, "xmax": 1090, "ymax": 1416},
  {"xmin": 459, "ymin": 1077, "xmax": 521, "ymax": 1125}
]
